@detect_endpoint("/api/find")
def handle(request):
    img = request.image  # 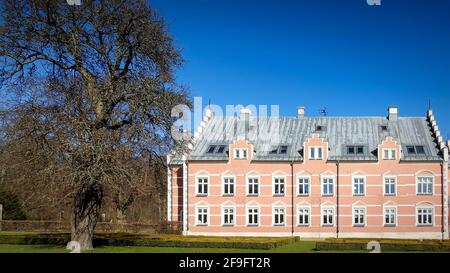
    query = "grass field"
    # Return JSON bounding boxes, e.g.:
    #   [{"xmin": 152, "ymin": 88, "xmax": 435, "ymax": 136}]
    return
[
  {"xmin": 0, "ymin": 241, "xmax": 318, "ymax": 253},
  {"xmin": 0, "ymin": 232, "xmax": 449, "ymax": 253}
]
